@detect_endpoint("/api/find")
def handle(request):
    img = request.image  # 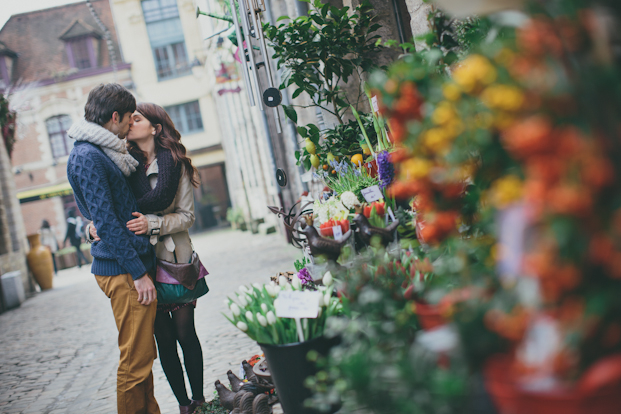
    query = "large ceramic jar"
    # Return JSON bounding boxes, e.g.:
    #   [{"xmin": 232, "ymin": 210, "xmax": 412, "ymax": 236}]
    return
[{"xmin": 27, "ymin": 233, "xmax": 53, "ymax": 290}]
